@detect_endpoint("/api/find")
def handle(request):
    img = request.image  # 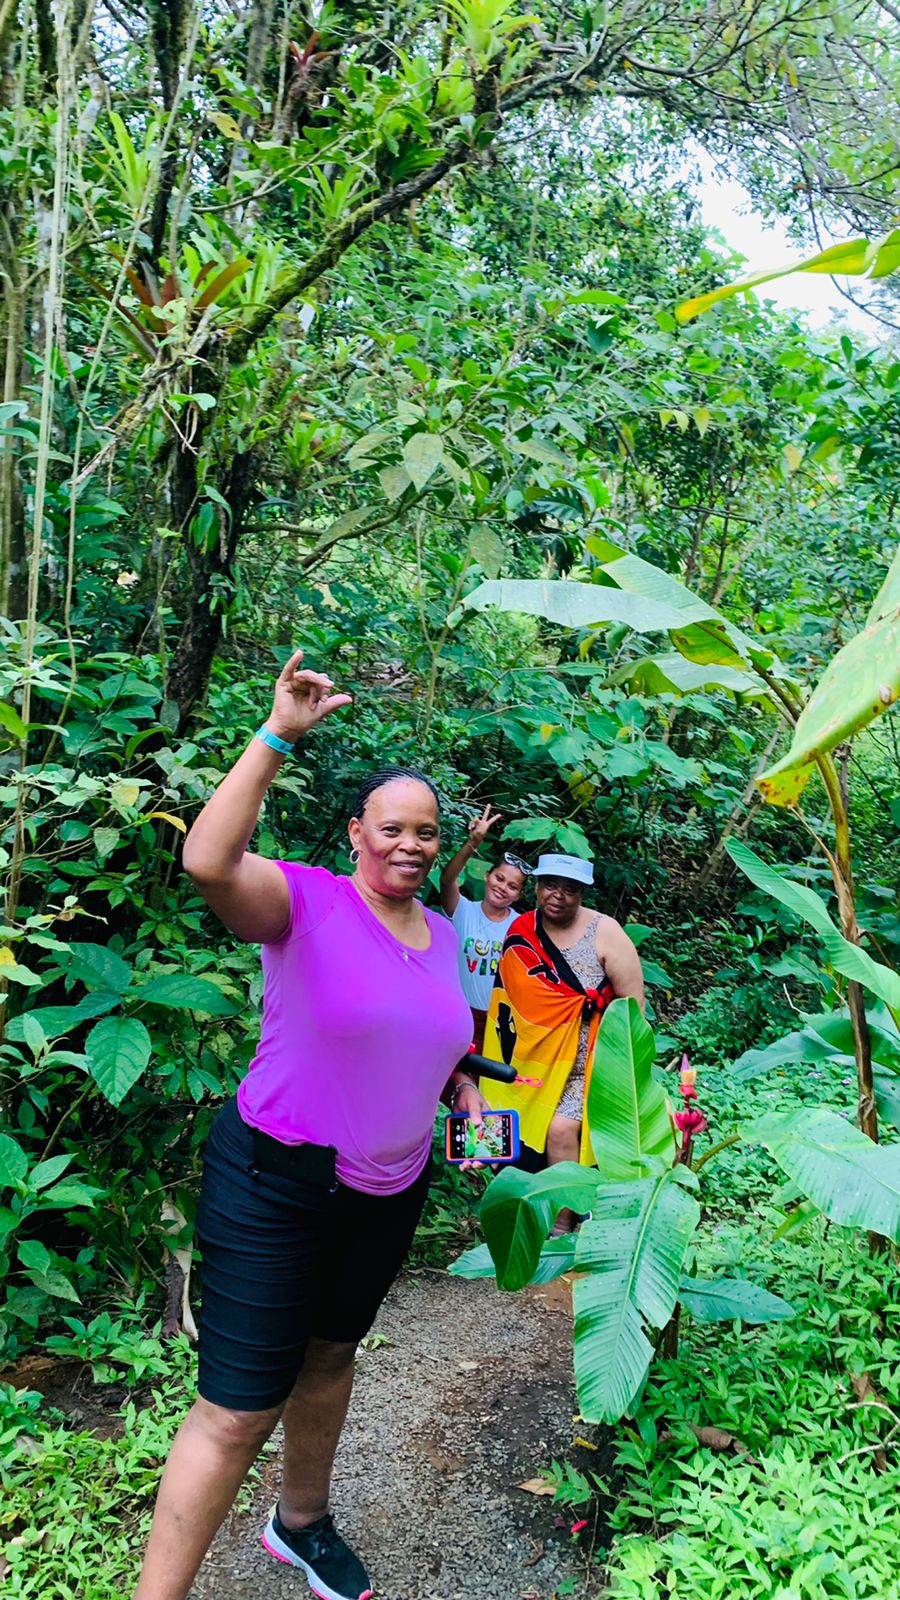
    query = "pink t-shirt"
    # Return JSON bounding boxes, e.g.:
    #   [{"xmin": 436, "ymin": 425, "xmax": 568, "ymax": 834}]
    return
[{"xmin": 236, "ymin": 863, "xmax": 473, "ymax": 1195}]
